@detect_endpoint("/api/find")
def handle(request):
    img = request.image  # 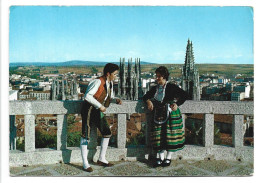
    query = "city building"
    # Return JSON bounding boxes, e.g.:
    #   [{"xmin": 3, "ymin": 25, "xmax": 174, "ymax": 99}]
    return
[
  {"xmin": 29, "ymin": 91, "xmax": 51, "ymax": 100},
  {"xmin": 233, "ymin": 83, "xmax": 251, "ymax": 98},
  {"xmin": 51, "ymin": 77, "xmax": 79, "ymax": 100},
  {"xmin": 18, "ymin": 90, "xmax": 51, "ymax": 100},
  {"xmin": 9, "ymin": 90, "xmax": 18, "ymax": 100},
  {"xmin": 231, "ymin": 92, "xmax": 245, "ymax": 101}
]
